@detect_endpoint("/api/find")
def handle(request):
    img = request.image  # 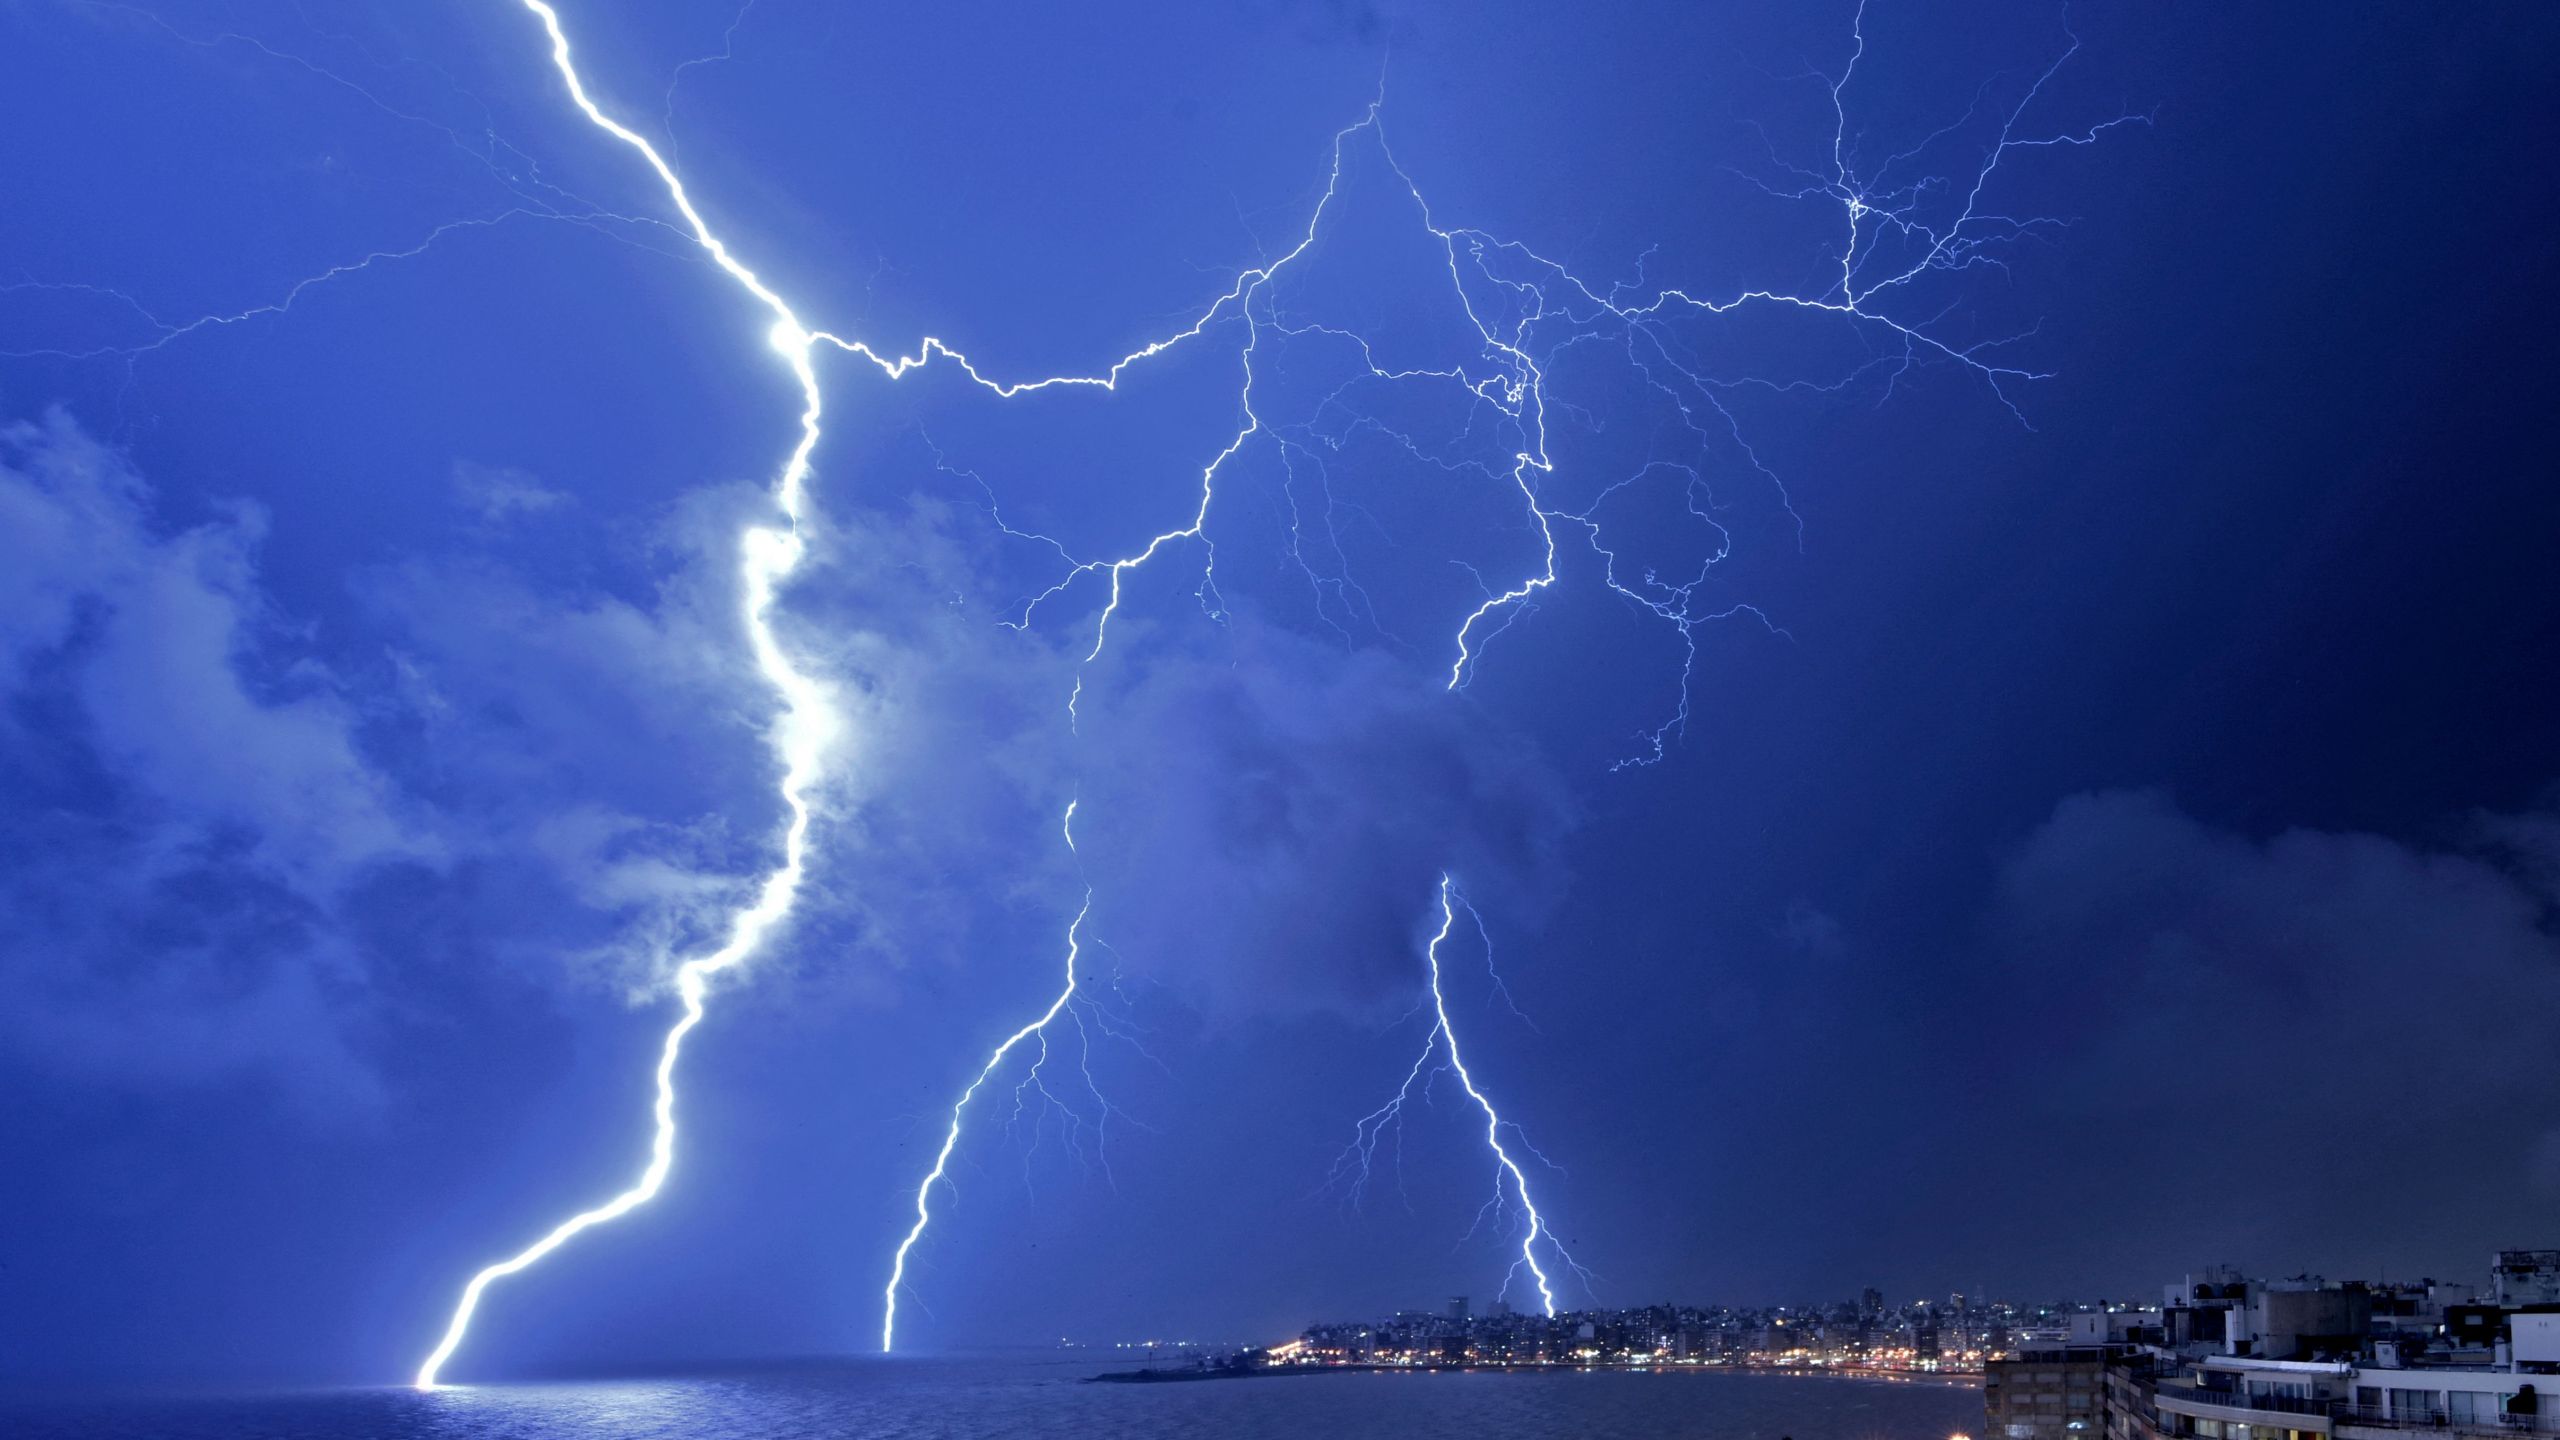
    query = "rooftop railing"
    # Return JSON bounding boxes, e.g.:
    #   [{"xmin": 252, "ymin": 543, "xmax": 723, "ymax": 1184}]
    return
[
  {"xmin": 2330, "ymin": 1404, "xmax": 2560, "ymax": 1436},
  {"xmin": 2157, "ymin": 1382, "xmax": 2332, "ymax": 1417}
]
